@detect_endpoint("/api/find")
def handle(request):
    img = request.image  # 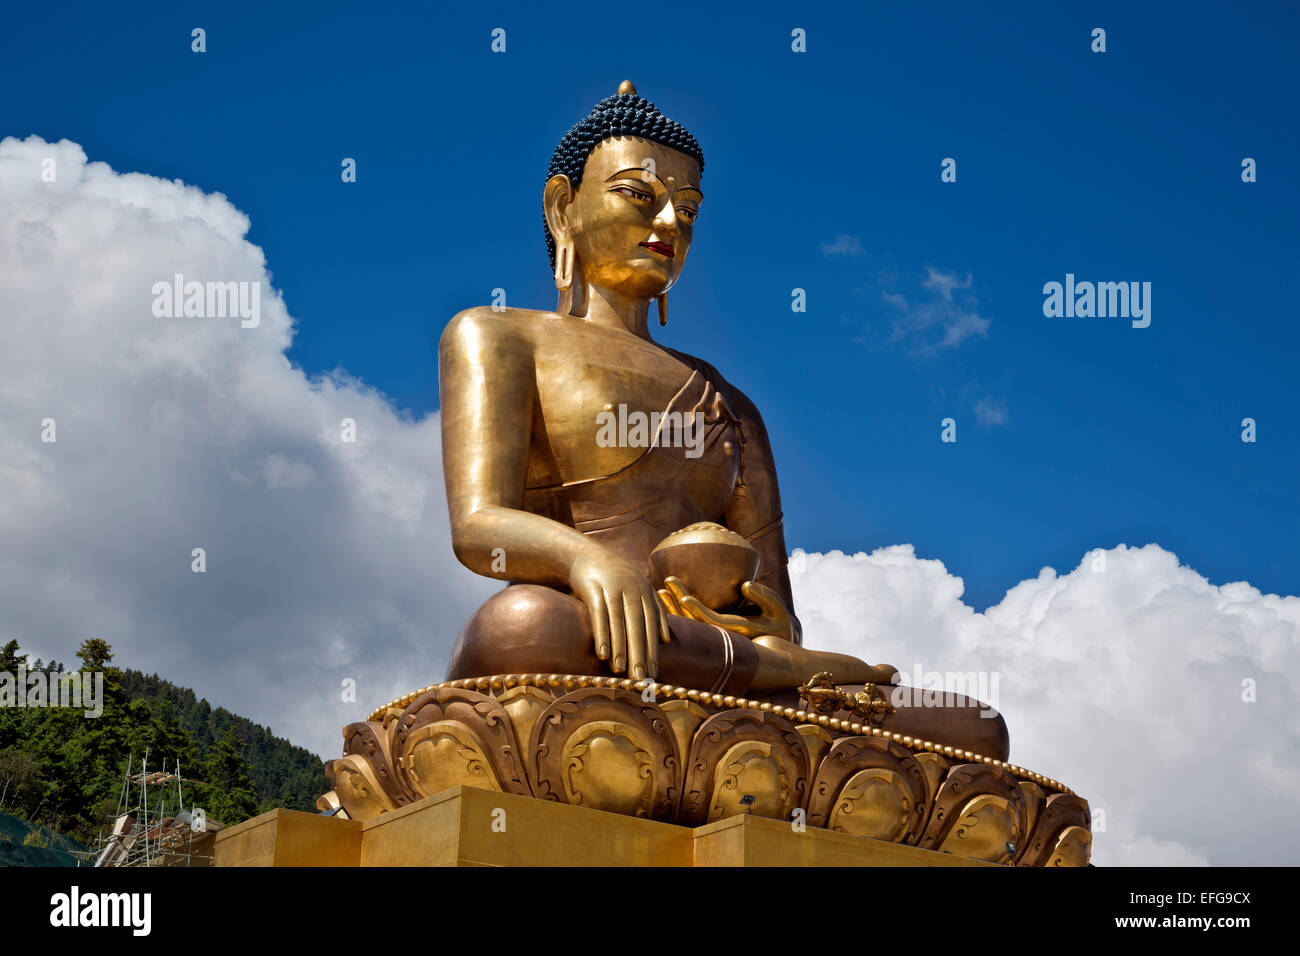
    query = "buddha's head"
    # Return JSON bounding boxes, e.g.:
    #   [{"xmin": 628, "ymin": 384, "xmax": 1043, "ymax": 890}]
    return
[{"xmin": 543, "ymin": 81, "xmax": 703, "ymax": 312}]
